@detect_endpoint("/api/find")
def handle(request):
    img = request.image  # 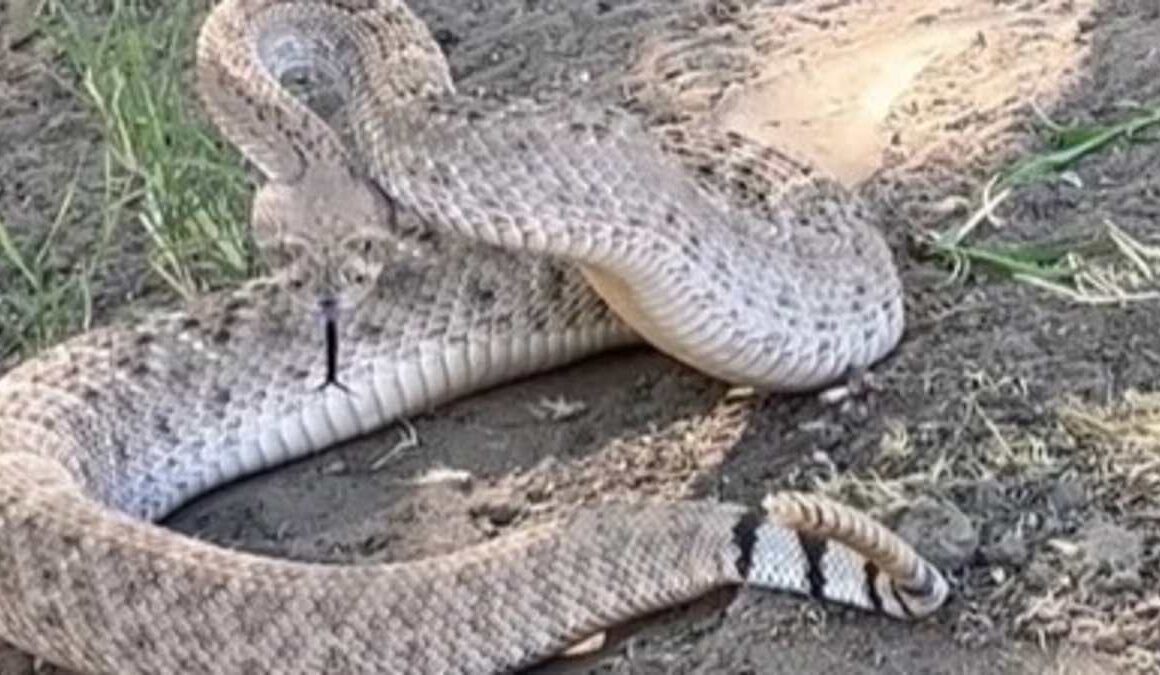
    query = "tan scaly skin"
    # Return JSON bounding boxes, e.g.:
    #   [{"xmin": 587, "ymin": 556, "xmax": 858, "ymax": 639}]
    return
[{"xmin": 0, "ymin": 1, "xmax": 947, "ymax": 673}]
